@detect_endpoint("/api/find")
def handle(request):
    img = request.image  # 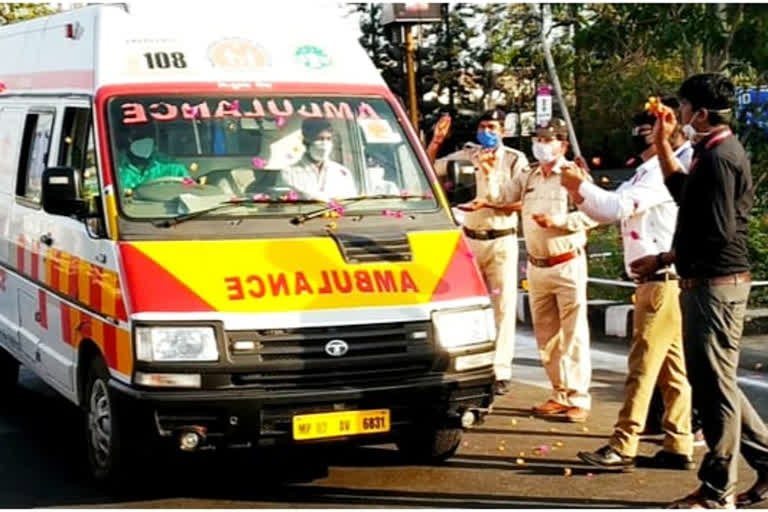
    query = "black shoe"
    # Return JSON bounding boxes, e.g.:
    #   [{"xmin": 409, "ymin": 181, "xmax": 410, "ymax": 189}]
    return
[
  {"xmin": 493, "ymin": 380, "xmax": 512, "ymax": 396},
  {"xmin": 737, "ymin": 473, "xmax": 768, "ymax": 507},
  {"xmin": 578, "ymin": 445, "xmax": 635, "ymax": 471},
  {"xmin": 640, "ymin": 450, "xmax": 695, "ymax": 470}
]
